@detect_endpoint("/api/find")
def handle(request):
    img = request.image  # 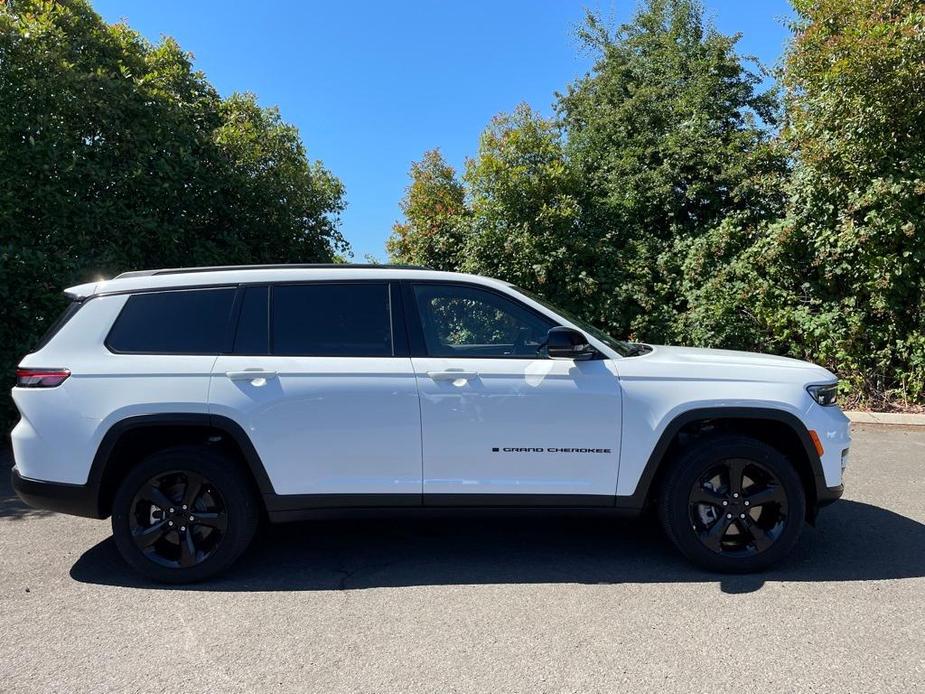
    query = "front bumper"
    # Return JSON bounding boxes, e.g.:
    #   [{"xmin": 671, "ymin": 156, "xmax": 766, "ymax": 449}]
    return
[
  {"xmin": 804, "ymin": 403, "xmax": 852, "ymax": 489},
  {"xmin": 10, "ymin": 468, "xmax": 102, "ymax": 518},
  {"xmin": 816, "ymin": 481, "xmax": 844, "ymax": 508}
]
